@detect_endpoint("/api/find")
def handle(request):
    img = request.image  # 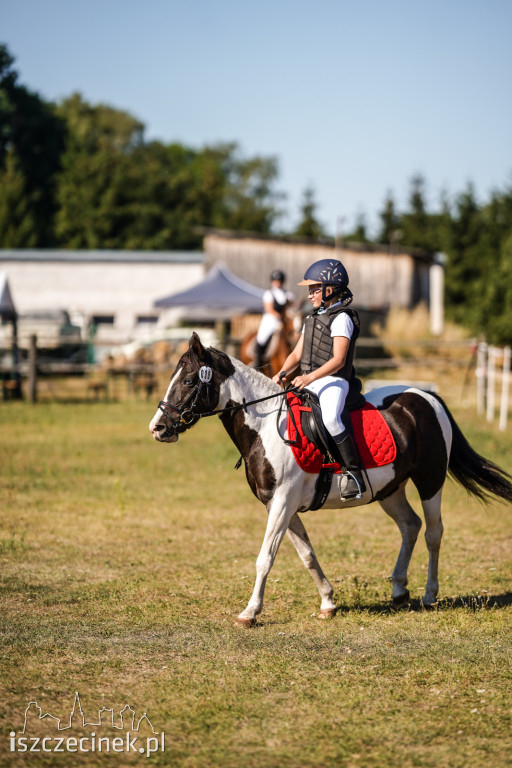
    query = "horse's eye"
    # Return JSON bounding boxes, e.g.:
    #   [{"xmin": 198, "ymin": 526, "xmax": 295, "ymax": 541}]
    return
[{"xmin": 183, "ymin": 378, "xmax": 193, "ymax": 386}]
